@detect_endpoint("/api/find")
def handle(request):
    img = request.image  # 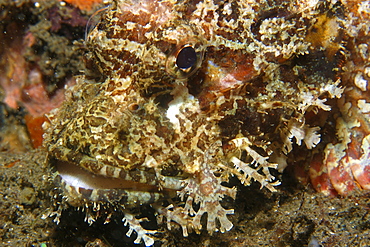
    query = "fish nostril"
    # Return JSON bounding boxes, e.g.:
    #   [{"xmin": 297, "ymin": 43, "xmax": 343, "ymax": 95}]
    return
[{"xmin": 85, "ymin": 5, "xmax": 110, "ymax": 41}]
